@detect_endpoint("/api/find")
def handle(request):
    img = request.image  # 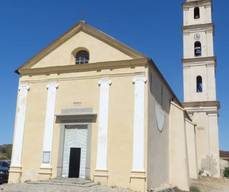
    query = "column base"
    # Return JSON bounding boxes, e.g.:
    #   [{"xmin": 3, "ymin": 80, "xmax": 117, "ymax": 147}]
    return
[
  {"xmin": 129, "ymin": 171, "xmax": 146, "ymax": 192},
  {"xmin": 38, "ymin": 167, "xmax": 52, "ymax": 180},
  {"xmin": 93, "ymin": 170, "xmax": 109, "ymax": 185},
  {"xmin": 8, "ymin": 166, "xmax": 22, "ymax": 183}
]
